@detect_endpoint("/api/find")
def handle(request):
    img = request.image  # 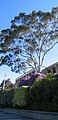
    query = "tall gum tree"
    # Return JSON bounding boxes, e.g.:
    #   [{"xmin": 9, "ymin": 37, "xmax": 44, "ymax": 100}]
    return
[{"xmin": 0, "ymin": 7, "xmax": 58, "ymax": 73}]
